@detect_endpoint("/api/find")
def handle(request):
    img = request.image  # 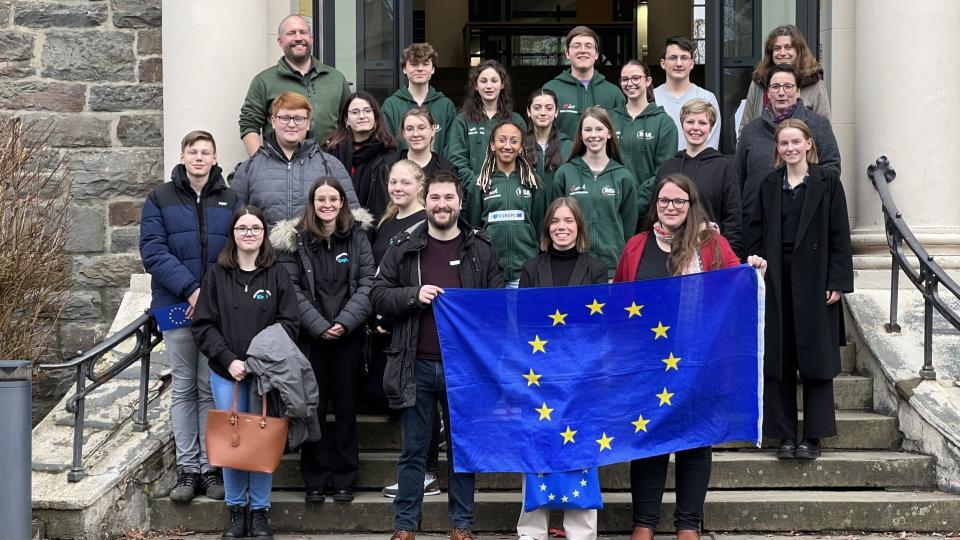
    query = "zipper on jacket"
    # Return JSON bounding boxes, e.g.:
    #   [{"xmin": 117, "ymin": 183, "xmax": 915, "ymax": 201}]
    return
[{"xmin": 196, "ymin": 193, "xmax": 208, "ymax": 276}]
